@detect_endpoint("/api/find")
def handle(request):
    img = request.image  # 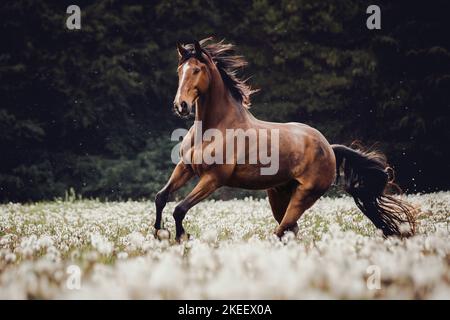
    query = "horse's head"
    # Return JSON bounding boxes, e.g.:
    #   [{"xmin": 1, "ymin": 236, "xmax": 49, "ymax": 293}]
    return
[{"xmin": 173, "ymin": 41, "xmax": 211, "ymax": 118}]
